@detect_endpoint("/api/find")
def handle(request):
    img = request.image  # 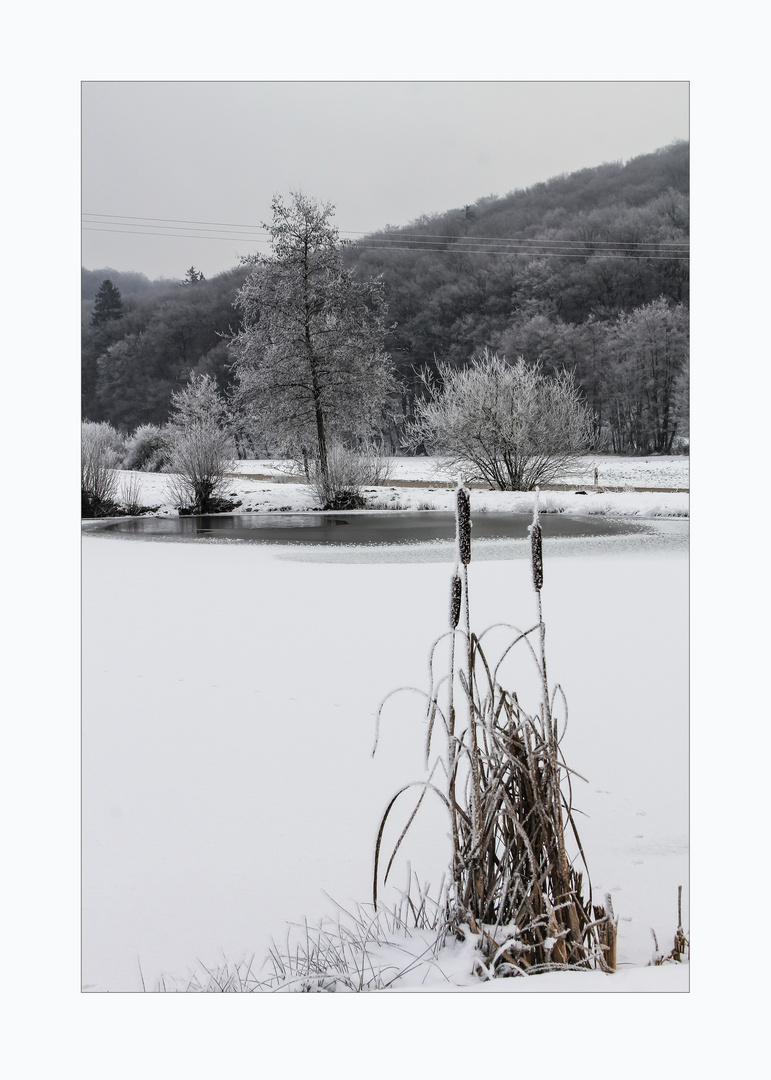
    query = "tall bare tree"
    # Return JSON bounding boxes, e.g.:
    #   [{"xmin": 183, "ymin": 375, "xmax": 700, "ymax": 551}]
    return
[{"xmin": 230, "ymin": 192, "xmax": 395, "ymax": 481}]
